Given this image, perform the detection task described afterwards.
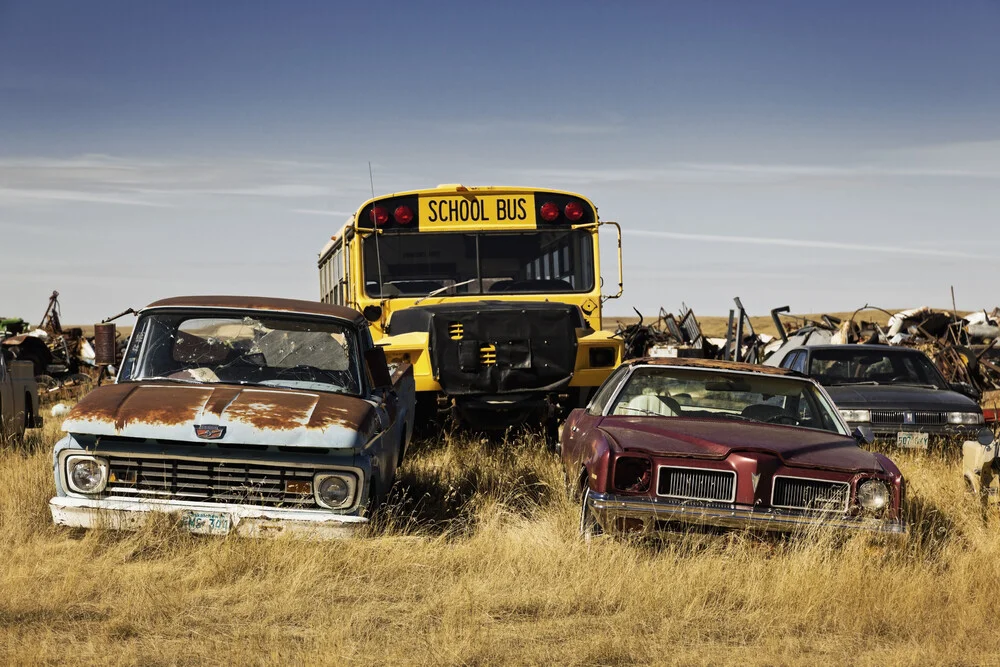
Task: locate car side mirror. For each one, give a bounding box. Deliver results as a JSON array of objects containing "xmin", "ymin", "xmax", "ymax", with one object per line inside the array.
[
  {"xmin": 93, "ymin": 323, "xmax": 117, "ymax": 366},
  {"xmin": 365, "ymin": 346, "xmax": 392, "ymax": 390},
  {"xmin": 950, "ymin": 382, "xmax": 982, "ymax": 400},
  {"xmin": 852, "ymin": 425, "xmax": 874, "ymax": 445}
]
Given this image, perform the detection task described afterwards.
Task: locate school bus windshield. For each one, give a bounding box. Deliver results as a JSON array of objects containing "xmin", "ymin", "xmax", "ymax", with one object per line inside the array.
[{"xmin": 362, "ymin": 229, "xmax": 595, "ymax": 298}]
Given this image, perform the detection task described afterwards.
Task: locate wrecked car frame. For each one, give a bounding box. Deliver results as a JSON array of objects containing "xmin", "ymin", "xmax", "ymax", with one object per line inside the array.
[{"xmin": 49, "ymin": 295, "xmax": 415, "ymax": 538}]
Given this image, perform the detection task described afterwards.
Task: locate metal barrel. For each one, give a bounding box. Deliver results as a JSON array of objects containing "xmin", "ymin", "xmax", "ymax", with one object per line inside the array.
[{"xmin": 93, "ymin": 323, "xmax": 117, "ymax": 366}]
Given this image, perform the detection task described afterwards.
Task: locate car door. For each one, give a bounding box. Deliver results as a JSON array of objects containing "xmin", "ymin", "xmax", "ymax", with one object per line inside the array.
[{"xmin": 0, "ymin": 352, "xmax": 13, "ymax": 430}]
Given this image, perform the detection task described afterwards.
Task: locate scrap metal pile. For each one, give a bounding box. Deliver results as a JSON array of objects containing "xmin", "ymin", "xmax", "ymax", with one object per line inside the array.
[{"xmin": 1, "ymin": 291, "xmax": 98, "ymax": 395}]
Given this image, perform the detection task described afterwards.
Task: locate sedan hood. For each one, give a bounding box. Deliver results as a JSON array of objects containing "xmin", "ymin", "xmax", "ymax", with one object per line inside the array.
[
  {"xmin": 599, "ymin": 416, "xmax": 881, "ymax": 473},
  {"xmin": 63, "ymin": 382, "xmax": 375, "ymax": 449},
  {"xmin": 824, "ymin": 384, "xmax": 979, "ymax": 411}
]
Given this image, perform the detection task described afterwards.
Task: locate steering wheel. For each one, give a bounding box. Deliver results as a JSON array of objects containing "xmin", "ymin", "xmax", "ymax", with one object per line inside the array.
[
  {"xmin": 766, "ymin": 414, "xmax": 799, "ymax": 426},
  {"xmin": 275, "ymin": 365, "xmax": 354, "ymax": 388}
]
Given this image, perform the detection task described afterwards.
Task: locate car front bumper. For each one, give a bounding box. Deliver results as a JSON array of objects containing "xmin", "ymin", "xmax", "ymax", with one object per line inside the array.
[
  {"xmin": 50, "ymin": 495, "xmax": 367, "ymax": 539},
  {"xmin": 588, "ymin": 491, "xmax": 906, "ymax": 535}
]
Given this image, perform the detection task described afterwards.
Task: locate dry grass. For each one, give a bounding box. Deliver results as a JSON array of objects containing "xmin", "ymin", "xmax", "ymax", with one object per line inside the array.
[{"xmin": 3, "ymin": 418, "xmax": 1000, "ymax": 665}]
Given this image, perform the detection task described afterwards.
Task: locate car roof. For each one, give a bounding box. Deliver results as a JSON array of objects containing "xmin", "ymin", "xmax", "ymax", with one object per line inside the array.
[
  {"xmin": 144, "ymin": 295, "xmax": 366, "ymax": 324},
  {"xmin": 623, "ymin": 357, "xmax": 800, "ymax": 377}
]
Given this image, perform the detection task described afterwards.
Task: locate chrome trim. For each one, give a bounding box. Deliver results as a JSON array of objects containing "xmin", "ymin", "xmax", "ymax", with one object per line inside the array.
[
  {"xmin": 770, "ymin": 474, "xmax": 850, "ymax": 513},
  {"xmin": 655, "ymin": 465, "xmax": 737, "ymax": 503},
  {"xmin": 587, "ymin": 490, "xmax": 904, "ymax": 535}
]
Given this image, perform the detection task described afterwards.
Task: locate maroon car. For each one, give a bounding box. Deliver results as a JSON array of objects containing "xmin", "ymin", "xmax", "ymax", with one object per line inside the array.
[{"xmin": 561, "ymin": 358, "xmax": 905, "ymax": 536}]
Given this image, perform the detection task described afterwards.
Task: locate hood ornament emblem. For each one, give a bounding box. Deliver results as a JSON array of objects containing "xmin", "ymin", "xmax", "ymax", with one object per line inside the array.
[
  {"xmin": 751, "ymin": 473, "xmax": 761, "ymax": 492},
  {"xmin": 194, "ymin": 424, "xmax": 226, "ymax": 440}
]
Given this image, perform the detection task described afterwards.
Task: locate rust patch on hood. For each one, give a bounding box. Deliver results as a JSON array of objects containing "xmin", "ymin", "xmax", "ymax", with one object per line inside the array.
[{"xmin": 66, "ymin": 381, "xmax": 371, "ymax": 435}]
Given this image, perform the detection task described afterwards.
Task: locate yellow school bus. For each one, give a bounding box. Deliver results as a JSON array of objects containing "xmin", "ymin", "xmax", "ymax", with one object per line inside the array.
[{"xmin": 318, "ymin": 184, "xmax": 623, "ymax": 438}]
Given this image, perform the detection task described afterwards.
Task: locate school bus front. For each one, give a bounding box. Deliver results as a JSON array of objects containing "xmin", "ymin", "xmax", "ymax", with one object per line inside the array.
[{"xmin": 318, "ymin": 185, "xmax": 623, "ymax": 432}]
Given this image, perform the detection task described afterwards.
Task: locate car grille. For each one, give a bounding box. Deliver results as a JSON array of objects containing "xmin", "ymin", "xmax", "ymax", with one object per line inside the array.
[
  {"xmin": 869, "ymin": 410, "xmax": 946, "ymax": 426},
  {"xmin": 656, "ymin": 467, "xmax": 735, "ymax": 502},
  {"xmin": 104, "ymin": 455, "xmax": 320, "ymax": 508},
  {"xmin": 771, "ymin": 477, "xmax": 849, "ymax": 513}
]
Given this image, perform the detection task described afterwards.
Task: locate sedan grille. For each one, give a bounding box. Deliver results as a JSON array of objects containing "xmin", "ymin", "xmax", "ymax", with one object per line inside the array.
[
  {"xmin": 772, "ymin": 477, "xmax": 849, "ymax": 513},
  {"xmin": 656, "ymin": 467, "xmax": 736, "ymax": 502},
  {"xmin": 104, "ymin": 455, "xmax": 320, "ymax": 508},
  {"xmin": 870, "ymin": 410, "xmax": 946, "ymax": 426}
]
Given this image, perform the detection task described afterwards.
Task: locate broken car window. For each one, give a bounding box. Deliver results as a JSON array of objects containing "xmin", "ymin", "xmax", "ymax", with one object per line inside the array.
[{"xmin": 122, "ymin": 311, "xmax": 362, "ymax": 395}]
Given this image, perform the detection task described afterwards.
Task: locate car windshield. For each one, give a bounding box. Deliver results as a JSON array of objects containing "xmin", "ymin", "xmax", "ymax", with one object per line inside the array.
[
  {"xmin": 807, "ymin": 348, "xmax": 947, "ymax": 388},
  {"xmin": 607, "ymin": 366, "xmax": 848, "ymax": 435},
  {"xmin": 119, "ymin": 311, "xmax": 363, "ymax": 396},
  {"xmin": 362, "ymin": 229, "xmax": 595, "ymax": 297}
]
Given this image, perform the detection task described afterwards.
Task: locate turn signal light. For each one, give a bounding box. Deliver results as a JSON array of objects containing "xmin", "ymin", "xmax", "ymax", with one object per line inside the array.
[
  {"xmin": 539, "ymin": 201, "xmax": 560, "ymax": 222},
  {"xmin": 369, "ymin": 206, "xmax": 390, "ymax": 226},
  {"xmin": 393, "ymin": 205, "xmax": 414, "ymax": 225},
  {"xmin": 564, "ymin": 201, "xmax": 584, "ymax": 221}
]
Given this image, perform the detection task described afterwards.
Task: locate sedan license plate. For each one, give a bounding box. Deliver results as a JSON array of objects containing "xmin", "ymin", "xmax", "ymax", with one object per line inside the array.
[
  {"xmin": 180, "ymin": 511, "xmax": 231, "ymax": 535},
  {"xmin": 897, "ymin": 432, "xmax": 929, "ymax": 449}
]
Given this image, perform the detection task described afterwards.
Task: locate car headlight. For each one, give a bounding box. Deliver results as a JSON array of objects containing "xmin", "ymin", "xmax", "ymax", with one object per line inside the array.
[
  {"xmin": 856, "ymin": 479, "xmax": 890, "ymax": 511},
  {"xmin": 839, "ymin": 409, "xmax": 871, "ymax": 423},
  {"xmin": 66, "ymin": 455, "xmax": 109, "ymax": 494},
  {"xmin": 313, "ymin": 472, "xmax": 358, "ymax": 510},
  {"xmin": 947, "ymin": 412, "xmax": 984, "ymax": 425}
]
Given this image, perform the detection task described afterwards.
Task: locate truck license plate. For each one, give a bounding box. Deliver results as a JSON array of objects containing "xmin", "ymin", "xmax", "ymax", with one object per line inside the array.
[
  {"xmin": 180, "ymin": 511, "xmax": 231, "ymax": 535},
  {"xmin": 897, "ymin": 432, "xmax": 929, "ymax": 449}
]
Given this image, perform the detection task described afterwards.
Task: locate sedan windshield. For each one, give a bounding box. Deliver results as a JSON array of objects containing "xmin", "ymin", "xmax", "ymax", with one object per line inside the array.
[
  {"xmin": 807, "ymin": 348, "xmax": 947, "ymax": 389},
  {"xmin": 120, "ymin": 311, "xmax": 362, "ymax": 396},
  {"xmin": 607, "ymin": 366, "xmax": 847, "ymax": 435}
]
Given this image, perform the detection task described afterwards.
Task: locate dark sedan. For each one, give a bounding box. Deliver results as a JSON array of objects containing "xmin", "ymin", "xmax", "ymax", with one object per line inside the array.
[
  {"xmin": 560, "ymin": 358, "xmax": 905, "ymax": 537},
  {"xmin": 768, "ymin": 345, "xmax": 987, "ymax": 449}
]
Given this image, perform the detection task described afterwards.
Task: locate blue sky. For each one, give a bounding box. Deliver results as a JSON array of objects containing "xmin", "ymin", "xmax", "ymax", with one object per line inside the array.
[{"xmin": 2, "ymin": 1, "xmax": 999, "ymax": 323}]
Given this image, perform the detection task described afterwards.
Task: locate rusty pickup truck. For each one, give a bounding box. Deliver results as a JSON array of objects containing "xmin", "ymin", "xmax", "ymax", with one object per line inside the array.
[{"xmin": 49, "ymin": 296, "xmax": 415, "ymax": 538}]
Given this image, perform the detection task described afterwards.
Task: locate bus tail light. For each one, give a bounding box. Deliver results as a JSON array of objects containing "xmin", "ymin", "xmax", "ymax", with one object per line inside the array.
[
  {"xmin": 564, "ymin": 201, "xmax": 584, "ymax": 221},
  {"xmin": 370, "ymin": 206, "xmax": 390, "ymax": 226},
  {"xmin": 393, "ymin": 205, "xmax": 414, "ymax": 225},
  {"xmin": 539, "ymin": 201, "xmax": 560, "ymax": 222}
]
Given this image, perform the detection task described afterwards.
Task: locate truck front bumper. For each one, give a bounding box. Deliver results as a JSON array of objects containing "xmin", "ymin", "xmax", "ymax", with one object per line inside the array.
[
  {"xmin": 589, "ymin": 492, "xmax": 906, "ymax": 536},
  {"xmin": 50, "ymin": 495, "xmax": 367, "ymax": 539}
]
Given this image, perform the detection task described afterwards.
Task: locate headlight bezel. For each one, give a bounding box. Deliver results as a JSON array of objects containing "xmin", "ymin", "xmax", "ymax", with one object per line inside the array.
[
  {"xmin": 947, "ymin": 411, "xmax": 984, "ymax": 425},
  {"xmin": 839, "ymin": 409, "xmax": 871, "ymax": 423},
  {"xmin": 66, "ymin": 455, "xmax": 109, "ymax": 495},
  {"xmin": 856, "ymin": 479, "xmax": 890, "ymax": 512},
  {"xmin": 313, "ymin": 472, "xmax": 359, "ymax": 510}
]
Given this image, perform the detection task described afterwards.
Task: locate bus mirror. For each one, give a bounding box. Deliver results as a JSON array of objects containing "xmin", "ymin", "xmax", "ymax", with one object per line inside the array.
[
  {"xmin": 94, "ymin": 323, "xmax": 117, "ymax": 366},
  {"xmin": 363, "ymin": 305, "xmax": 383, "ymax": 323},
  {"xmin": 600, "ymin": 221, "xmax": 623, "ymax": 301}
]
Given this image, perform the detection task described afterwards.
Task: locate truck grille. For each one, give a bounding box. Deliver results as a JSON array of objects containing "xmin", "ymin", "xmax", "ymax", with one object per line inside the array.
[
  {"xmin": 104, "ymin": 455, "xmax": 320, "ymax": 508},
  {"xmin": 870, "ymin": 410, "xmax": 946, "ymax": 426},
  {"xmin": 772, "ymin": 477, "xmax": 849, "ymax": 513},
  {"xmin": 656, "ymin": 467, "xmax": 735, "ymax": 502}
]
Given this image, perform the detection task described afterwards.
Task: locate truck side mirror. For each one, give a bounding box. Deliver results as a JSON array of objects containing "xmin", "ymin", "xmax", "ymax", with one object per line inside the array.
[
  {"xmin": 365, "ymin": 346, "xmax": 392, "ymax": 390},
  {"xmin": 94, "ymin": 323, "xmax": 117, "ymax": 366},
  {"xmin": 363, "ymin": 305, "xmax": 383, "ymax": 323}
]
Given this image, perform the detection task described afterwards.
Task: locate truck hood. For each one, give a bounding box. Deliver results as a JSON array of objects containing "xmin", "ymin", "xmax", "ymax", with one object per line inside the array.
[
  {"xmin": 62, "ymin": 382, "xmax": 376, "ymax": 449},
  {"xmin": 599, "ymin": 416, "xmax": 881, "ymax": 474},
  {"xmin": 824, "ymin": 384, "xmax": 979, "ymax": 412}
]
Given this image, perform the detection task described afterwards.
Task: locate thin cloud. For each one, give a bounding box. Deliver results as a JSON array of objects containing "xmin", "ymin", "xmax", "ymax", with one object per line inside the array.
[{"xmin": 624, "ymin": 229, "xmax": 990, "ymax": 260}]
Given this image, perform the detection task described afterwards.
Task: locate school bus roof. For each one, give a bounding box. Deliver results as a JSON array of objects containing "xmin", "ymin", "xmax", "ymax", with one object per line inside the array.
[{"xmin": 356, "ymin": 185, "xmax": 598, "ymax": 210}]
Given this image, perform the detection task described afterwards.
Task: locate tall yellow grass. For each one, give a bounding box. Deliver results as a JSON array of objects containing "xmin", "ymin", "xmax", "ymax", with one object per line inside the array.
[{"xmin": 2, "ymin": 418, "xmax": 999, "ymax": 665}]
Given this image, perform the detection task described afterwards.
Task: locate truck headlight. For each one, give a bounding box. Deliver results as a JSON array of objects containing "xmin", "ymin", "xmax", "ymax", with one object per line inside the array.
[
  {"xmin": 313, "ymin": 472, "xmax": 358, "ymax": 510},
  {"xmin": 947, "ymin": 412, "xmax": 984, "ymax": 425},
  {"xmin": 589, "ymin": 347, "xmax": 616, "ymax": 368},
  {"xmin": 856, "ymin": 479, "xmax": 889, "ymax": 511},
  {"xmin": 66, "ymin": 455, "xmax": 109, "ymax": 494},
  {"xmin": 839, "ymin": 409, "xmax": 870, "ymax": 423}
]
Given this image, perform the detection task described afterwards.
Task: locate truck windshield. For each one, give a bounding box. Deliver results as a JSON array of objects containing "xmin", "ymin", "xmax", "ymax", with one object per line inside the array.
[
  {"xmin": 362, "ymin": 229, "xmax": 595, "ymax": 298},
  {"xmin": 120, "ymin": 311, "xmax": 363, "ymax": 396}
]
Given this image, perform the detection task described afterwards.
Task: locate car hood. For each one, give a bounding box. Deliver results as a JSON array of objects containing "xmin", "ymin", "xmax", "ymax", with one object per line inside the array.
[
  {"xmin": 824, "ymin": 384, "xmax": 979, "ymax": 411},
  {"xmin": 62, "ymin": 382, "xmax": 375, "ymax": 448},
  {"xmin": 598, "ymin": 416, "xmax": 881, "ymax": 473}
]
